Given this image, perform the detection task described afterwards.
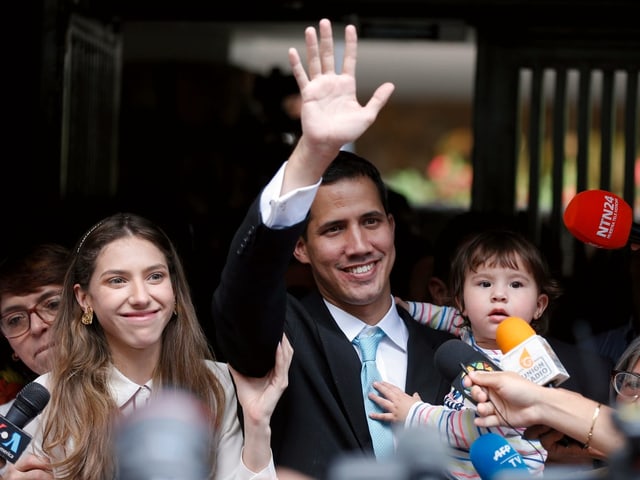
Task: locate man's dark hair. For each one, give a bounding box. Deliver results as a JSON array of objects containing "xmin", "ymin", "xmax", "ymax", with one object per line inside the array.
[
  {"xmin": 320, "ymin": 150, "xmax": 390, "ymax": 214},
  {"xmin": 300, "ymin": 150, "xmax": 391, "ymax": 241}
]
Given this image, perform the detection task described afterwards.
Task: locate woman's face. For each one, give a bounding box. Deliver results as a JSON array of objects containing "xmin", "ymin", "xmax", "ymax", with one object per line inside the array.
[
  {"xmin": 0, "ymin": 285, "xmax": 61, "ymax": 375},
  {"xmin": 615, "ymin": 357, "xmax": 640, "ymax": 404},
  {"xmin": 74, "ymin": 236, "xmax": 175, "ymax": 367}
]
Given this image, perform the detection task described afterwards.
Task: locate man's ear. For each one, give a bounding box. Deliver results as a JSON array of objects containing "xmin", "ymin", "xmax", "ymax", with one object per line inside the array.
[
  {"xmin": 293, "ymin": 238, "xmax": 310, "ymax": 265},
  {"xmin": 428, "ymin": 277, "xmax": 450, "ymax": 306}
]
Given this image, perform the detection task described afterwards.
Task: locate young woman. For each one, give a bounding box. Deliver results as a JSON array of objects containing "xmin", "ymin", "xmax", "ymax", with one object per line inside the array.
[{"xmin": 3, "ymin": 213, "xmax": 288, "ymax": 480}]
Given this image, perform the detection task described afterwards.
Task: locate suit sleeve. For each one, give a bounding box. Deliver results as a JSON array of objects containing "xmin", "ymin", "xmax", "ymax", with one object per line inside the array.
[{"xmin": 212, "ymin": 196, "xmax": 306, "ymax": 377}]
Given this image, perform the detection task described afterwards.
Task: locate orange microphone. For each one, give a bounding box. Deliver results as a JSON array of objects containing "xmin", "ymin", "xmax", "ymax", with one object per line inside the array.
[
  {"xmin": 563, "ymin": 189, "xmax": 640, "ymax": 249},
  {"xmin": 496, "ymin": 316, "xmax": 569, "ymax": 387}
]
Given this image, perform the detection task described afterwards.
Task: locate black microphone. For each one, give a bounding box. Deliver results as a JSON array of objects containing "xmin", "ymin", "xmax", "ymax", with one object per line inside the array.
[
  {"xmin": 434, "ymin": 339, "xmax": 501, "ymax": 403},
  {"xmin": 115, "ymin": 389, "xmax": 211, "ymax": 480},
  {"xmin": 0, "ymin": 381, "xmax": 50, "ymax": 463}
]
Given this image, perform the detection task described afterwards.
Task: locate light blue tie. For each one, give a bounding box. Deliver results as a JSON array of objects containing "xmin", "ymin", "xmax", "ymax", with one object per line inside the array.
[{"xmin": 353, "ymin": 327, "xmax": 394, "ymax": 459}]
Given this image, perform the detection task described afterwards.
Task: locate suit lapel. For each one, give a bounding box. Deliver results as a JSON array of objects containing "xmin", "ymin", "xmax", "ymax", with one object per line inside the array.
[
  {"xmin": 402, "ymin": 309, "xmax": 447, "ymax": 403},
  {"xmin": 304, "ymin": 293, "xmax": 373, "ymax": 450}
]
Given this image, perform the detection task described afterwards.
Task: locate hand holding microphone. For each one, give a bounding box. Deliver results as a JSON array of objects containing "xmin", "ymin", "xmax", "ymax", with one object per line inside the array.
[
  {"xmin": 563, "ymin": 189, "xmax": 640, "ymax": 249},
  {"xmin": 462, "ymin": 370, "xmax": 546, "ymax": 430},
  {"xmin": 462, "ymin": 369, "xmax": 626, "ymax": 458}
]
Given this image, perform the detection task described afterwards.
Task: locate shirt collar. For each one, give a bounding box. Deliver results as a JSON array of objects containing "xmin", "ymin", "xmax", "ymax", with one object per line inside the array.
[
  {"xmin": 325, "ymin": 295, "xmax": 408, "ymax": 352},
  {"xmin": 110, "ymin": 366, "xmax": 153, "ymax": 411}
]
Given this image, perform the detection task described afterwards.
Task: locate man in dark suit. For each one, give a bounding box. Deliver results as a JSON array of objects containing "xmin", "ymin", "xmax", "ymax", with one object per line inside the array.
[{"xmin": 212, "ymin": 19, "xmax": 454, "ymax": 480}]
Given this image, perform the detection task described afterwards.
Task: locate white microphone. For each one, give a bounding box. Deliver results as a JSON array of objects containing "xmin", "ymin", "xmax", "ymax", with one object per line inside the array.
[{"xmin": 496, "ymin": 317, "xmax": 569, "ymax": 387}]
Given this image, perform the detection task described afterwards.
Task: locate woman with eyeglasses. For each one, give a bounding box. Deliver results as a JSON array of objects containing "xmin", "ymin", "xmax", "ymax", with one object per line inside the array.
[
  {"xmin": 0, "ymin": 243, "xmax": 71, "ymax": 407},
  {"xmin": 611, "ymin": 336, "xmax": 640, "ymax": 404}
]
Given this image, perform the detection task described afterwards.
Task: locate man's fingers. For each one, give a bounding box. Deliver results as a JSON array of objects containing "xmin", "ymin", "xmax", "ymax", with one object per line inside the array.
[
  {"xmin": 365, "ymin": 83, "xmax": 395, "ymax": 115},
  {"xmin": 318, "ymin": 18, "xmax": 335, "ymax": 74},
  {"xmin": 304, "ymin": 25, "xmax": 321, "ymax": 79},
  {"xmin": 289, "ymin": 48, "xmax": 309, "ymax": 90},
  {"xmin": 340, "ymin": 24, "xmax": 358, "ymax": 77}
]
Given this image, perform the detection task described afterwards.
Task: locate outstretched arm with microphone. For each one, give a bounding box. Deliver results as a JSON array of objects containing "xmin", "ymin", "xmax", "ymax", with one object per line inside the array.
[{"xmin": 463, "ymin": 370, "xmax": 623, "ymax": 457}]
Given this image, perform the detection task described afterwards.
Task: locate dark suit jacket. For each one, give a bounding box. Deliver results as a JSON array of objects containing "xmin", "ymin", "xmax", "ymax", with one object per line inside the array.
[
  {"xmin": 547, "ymin": 336, "xmax": 613, "ymax": 405},
  {"xmin": 212, "ymin": 197, "xmax": 455, "ymax": 479}
]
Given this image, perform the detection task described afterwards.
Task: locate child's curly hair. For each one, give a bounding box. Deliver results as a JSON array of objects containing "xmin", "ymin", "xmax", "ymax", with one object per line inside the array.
[{"xmin": 448, "ymin": 228, "xmax": 562, "ymax": 335}]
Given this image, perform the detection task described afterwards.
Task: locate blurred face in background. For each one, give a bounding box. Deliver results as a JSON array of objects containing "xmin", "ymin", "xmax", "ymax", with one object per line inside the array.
[{"xmin": 613, "ymin": 357, "xmax": 640, "ymax": 404}]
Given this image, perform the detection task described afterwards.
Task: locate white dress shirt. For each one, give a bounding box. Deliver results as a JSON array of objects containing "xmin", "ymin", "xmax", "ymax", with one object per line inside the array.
[{"xmin": 326, "ymin": 299, "xmax": 409, "ymax": 389}]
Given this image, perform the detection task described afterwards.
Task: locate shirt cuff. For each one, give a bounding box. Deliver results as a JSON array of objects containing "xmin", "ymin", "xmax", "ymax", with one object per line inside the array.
[
  {"xmin": 260, "ymin": 161, "xmax": 320, "ymax": 228},
  {"xmin": 237, "ymin": 448, "xmax": 277, "ymax": 480}
]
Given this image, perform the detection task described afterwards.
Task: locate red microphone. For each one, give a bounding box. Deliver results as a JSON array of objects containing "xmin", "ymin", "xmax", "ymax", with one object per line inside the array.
[{"xmin": 563, "ymin": 189, "xmax": 640, "ymax": 249}]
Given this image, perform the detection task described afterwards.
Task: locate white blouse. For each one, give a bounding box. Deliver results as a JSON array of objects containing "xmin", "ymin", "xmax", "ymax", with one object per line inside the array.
[{"xmin": 1, "ymin": 361, "xmax": 276, "ymax": 480}]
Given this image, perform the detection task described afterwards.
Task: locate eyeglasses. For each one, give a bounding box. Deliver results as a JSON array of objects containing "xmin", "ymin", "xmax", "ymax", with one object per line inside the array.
[
  {"xmin": 0, "ymin": 293, "xmax": 61, "ymax": 339},
  {"xmin": 612, "ymin": 370, "xmax": 640, "ymax": 401}
]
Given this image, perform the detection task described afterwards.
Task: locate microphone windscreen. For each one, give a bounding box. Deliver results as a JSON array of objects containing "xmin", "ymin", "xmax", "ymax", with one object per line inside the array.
[
  {"xmin": 563, "ymin": 189, "xmax": 632, "ymax": 249},
  {"xmin": 395, "ymin": 426, "xmax": 450, "ymax": 478},
  {"xmin": 115, "ymin": 389, "xmax": 211, "ymax": 480},
  {"xmin": 328, "ymin": 427, "xmax": 451, "ymax": 480},
  {"xmin": 495, "ymin": 317, "xmax": 535, "ymax": 354},
  {"xmin": 434, "ymin": 339, "xmax": 500, "ymax": 384},
  {"xmin": 6, "ymin": 381, "xmax": 50, "ymax": 428},
  {"xmin": 469, "ymin": 433, "xmax": 529, "ymax": 479}
]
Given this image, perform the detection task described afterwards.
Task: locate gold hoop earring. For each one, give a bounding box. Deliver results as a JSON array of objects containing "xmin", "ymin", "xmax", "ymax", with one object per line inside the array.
[
  {"xmin": 11, "ymin": 352, "xmax": 19, "ymax": 362},
  {"xmin": 81, "ymin": 306, "xmax": 94, "ymax": 325}
]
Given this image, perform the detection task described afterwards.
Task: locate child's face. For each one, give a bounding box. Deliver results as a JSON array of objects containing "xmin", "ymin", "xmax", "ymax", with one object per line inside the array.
[{"xmin": 461, "ymin": 255, "xmax": 548, "ymax": 349}]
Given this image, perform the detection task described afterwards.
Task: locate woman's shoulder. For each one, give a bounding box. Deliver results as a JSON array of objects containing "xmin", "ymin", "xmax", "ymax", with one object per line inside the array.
[{"xmin": 204, "ymin": 360, "xmax": 233, "ymax": 389}]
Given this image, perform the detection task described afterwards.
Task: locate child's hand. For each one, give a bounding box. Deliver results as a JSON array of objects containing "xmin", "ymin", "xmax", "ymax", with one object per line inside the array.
[
  {"xmin": 394, "ymin": 296, "xmax": 411, "ymax": 312},
  {"xmin": 368, "ymin": 381, "xmax": 422, "ymax": 424}
]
